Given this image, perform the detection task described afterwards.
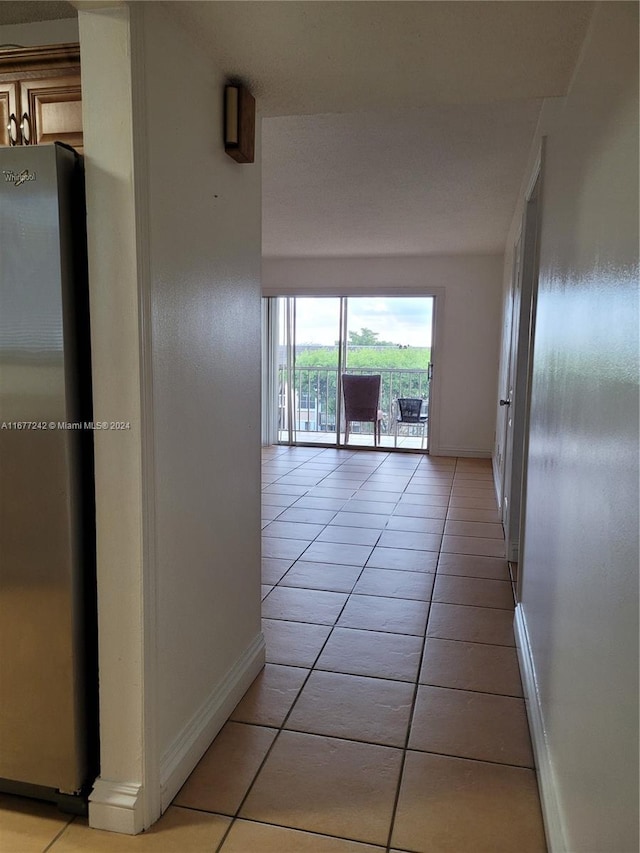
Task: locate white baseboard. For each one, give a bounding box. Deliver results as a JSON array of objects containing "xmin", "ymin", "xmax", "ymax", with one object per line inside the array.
[
  {"xmin": 430, "ymin": 447, "xmax": 492, "ymax": 458},
  {"xmin": 89, "ymin": 780, "xmax": 145, "ymax": 835},
  {"xmin": 88, "ymin": 633, "xmax": 265, "ymax": 836},
  {"xmin": 159, "ymin": 631, "xmax": 266, "ymax": 812},
  {"xmin": 514, "ymin": 605, "xmax": 567, "ymax": 853}
]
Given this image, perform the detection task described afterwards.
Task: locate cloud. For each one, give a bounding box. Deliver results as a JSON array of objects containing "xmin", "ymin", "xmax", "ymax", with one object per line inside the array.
[{"xmin": 288, "ymin": 296, "xmax": 433, "ymax": 347}]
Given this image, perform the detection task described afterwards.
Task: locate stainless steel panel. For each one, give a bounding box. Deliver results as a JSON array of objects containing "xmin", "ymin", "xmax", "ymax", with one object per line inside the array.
[{"xmin": 0, "ymin": 144, "xmax": 90, "ymax": 793}]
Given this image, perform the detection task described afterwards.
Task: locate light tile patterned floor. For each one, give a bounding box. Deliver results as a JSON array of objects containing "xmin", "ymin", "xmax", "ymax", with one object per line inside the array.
[{"xmin": 1, "ymin": 447, "xmax": 547, "ymax": 852}]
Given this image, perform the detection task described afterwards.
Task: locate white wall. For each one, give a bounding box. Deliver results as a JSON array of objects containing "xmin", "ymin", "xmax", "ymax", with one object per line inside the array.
[
  {"xmin": 505, "ymin": 3, "xmax": 639, "ymax": 851},
  {"xmin": 263, "ymin": 254, "xmax": 504, "ymax": 456},
  {"xmin": 0, "ymin": 18, "xmax": 79, "ymax": 46},
  {"xmin": 141, "ymin": 3, "xmax": 263, "ymax": 808},
  {"xmin": 79, "ymin": 2, "xmax": 263, "ymax": 833}
]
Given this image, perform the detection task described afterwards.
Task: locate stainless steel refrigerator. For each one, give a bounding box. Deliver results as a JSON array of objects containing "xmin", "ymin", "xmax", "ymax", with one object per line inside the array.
[{"xmin": 0, "ymin": 143, "xmax": 98, "ymax": 811}]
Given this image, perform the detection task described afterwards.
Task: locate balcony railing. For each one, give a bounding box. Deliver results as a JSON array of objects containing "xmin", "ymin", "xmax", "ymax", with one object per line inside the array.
[{"xmin": 278, "ymin": 366, "xmax": 430, "ymax": 441}]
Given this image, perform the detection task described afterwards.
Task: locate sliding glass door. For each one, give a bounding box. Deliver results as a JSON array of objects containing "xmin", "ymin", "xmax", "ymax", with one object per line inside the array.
[
  {"xmin": 276, "ymin": 297, "xmax": 342, "ymax": 445},
  {"xmin": 269, "ymin": 295, "xmax": 434, "ymax": 450}
]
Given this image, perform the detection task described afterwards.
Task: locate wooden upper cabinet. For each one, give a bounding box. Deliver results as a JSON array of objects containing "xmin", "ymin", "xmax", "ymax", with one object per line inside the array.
[
  {"xmin": 20, "ymin": 75, "xmax": 82, "ymax": 149},
  {"xmin": 0, "ymin": 82, "xmax": 18, "ymax": 146},
  {"xmin": 0, "ymin": 43, "xmax": 82, "ymax": 150}
]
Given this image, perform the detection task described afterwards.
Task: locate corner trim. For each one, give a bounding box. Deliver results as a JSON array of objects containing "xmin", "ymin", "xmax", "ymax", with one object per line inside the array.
[
  {"xmin": 89, "ymin": 780, "xmax": 144, "ymax": 835},
  {"xmin": 514, "ymin": 604, "xmax": 567, "ymax": 853},
  {"xmin": 126, "ymin": 2, "xmax": 161, "ymax": 832},
  {"xmin": 159, "ymin": 632, "xmax": 266, "ymax": 811}
]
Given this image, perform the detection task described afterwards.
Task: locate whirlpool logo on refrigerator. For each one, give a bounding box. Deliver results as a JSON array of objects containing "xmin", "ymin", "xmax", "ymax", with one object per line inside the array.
[{"xmin": 3, "ymin": 169, "xmax": 37, "ymax": 187}]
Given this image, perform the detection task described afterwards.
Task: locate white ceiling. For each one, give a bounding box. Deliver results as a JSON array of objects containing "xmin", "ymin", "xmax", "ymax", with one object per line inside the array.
[
  {"xmin": 2, "ymin": 1, "xmax": 595, "ymax": 258},
  {"xmin": 166, "ymin": 1, "xmax": 593, "ymax": 258},
  {"xmin": 262, "ymin": 101, "xmax": 543, "ymax": 257},
  {"xmin": 167, "ymin": 1, "xmax": 593, "ymax": 117},
  {"xmin": 0, "ymin": 2, "xmax": 76, "ymax": 26}
]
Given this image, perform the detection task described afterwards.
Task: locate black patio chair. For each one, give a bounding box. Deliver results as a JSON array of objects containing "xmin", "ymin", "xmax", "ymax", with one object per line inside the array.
[{"xmin": 394, "ymin": 397, "xmax": 428, "ymax": 448}]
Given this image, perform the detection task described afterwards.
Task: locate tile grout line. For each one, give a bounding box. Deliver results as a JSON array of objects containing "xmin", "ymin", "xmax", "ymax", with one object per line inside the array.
[
  {"xmin": 214, "ymin": 812, "xmax": 393, "ymax": 849},
  {"xmin": 256, "ymin": 449, "xmax": 508, "ymax": 851},
  {"xmin": 251, "ymin": 448, "xmax": 424, "ymax": 850},
  {"xmin": 262, "ymin": 616, "xmax": 516, "ymax": 648},
  {"xmin": 226, "ymin": 719, "xmax": 534, "ymax": 771},
  {"xmin": 383, "ymin": 456, "xmax": 456, "ymax": 852},
  {"xmin": 217, "ymin": 525, "xmax": 376, "ymax": 853},
  {"xmin": 217, "ymin": 455, "xmax": 348, "ymax": 851},
  {"xmin": 263, "ymin": 452, "xmax": 397, "ymax": 617},
  {"xmin": 41, "ymin": 814, "xmax": 77, "ymax": 853}
]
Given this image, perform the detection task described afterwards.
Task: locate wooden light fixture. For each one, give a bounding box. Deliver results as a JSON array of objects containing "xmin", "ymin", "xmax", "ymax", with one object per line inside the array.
[{"xmin": 224, "ymin": 84, "xmax": 255, "ymax": 164}]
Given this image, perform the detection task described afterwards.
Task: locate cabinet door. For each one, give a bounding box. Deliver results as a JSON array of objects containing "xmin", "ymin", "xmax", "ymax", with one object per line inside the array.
[
  {"xmin": 0, "ymin": 82, "xmax": 19, "ymax": 146},
  {"xmin": 20, "ymin": 73, "xmax": 82, "ymax": 150}
]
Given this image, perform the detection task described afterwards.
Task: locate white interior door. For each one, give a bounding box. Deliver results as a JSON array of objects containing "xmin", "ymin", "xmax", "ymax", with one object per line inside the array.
[
  {"xmin": 501, "ymin": 163, "xmax": 543, "ymax": 566},
  {"xmin": 501, "ymin": 236, "xmax": 522, "ymax": 539}
]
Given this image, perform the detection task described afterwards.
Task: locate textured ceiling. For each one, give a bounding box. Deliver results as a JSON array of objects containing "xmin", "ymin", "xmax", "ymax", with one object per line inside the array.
[
  {"xmin": 1, "ymin": 1, "xmax": 595, "ymax": 258},
  {"xmin": 262, "ymin": 101, "xmax": 543, "ymax": 257},
  {"xmin": 167, "ymin": 1, "xmax": 593, "ymax": 117},
  {"xmin": 166, "ymin": 0, "xmax": 592, "ymax": 257},
  {"xmin": 0, "ymin": 2, "xmax": 76, "ymax": 26}
]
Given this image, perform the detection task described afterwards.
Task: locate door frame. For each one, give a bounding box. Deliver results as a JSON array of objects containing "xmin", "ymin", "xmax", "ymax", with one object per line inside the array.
[
  {"xmin": 500, "ymin": 230, "xmax": 523, "ymax": 543},
  {"xmin": 264, "ymin": 292, "xmax": 440, "ymax": 452},
  {"xmin": 501, "ymin": 141, "xmax": 545, "ymax": 569}
]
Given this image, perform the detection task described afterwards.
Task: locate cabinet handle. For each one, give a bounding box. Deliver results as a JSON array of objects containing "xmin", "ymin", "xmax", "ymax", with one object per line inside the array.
[
  {"xmin": 7, "ymin": 113, "xmax": 18, "ymax": 145},
  {"xmin": 20, "ymin": 113, "xmax": 31, "ymax": 145}
]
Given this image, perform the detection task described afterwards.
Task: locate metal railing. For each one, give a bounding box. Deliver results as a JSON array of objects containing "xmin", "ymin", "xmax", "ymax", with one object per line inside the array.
[{"xmin": 278, "ymin": 366, "xmax": 430, "ymax": 439}]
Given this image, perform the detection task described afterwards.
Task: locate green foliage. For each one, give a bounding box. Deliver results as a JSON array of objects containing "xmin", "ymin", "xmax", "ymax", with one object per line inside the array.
[
  {"xmin": 296, "ymin": 346, "xmax": 430, "ymax": 370},
  {"xmin": 287, "ymin": 345, "xmax": 431, "ymax": 432},
  {"xmin": 347, "ymin": 328, "xmax": 396, "ymax": 346}
]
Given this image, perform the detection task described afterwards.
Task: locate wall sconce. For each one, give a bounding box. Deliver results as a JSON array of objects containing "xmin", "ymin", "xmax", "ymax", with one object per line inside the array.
[{"xmin": 224, "ymin": 84, "xmax": 255, "ymax": 164}]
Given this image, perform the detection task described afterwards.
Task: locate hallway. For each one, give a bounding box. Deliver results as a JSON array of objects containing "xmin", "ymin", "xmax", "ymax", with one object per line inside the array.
[{"xmin": 1, "ymin": 447, "xmax": 546, "ymax": 851}]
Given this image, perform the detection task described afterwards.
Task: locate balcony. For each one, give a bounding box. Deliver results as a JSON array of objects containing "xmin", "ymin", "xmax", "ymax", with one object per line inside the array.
[{"xmin": 278, "ymin": 366, "xmax": 430, "ymax": 450}]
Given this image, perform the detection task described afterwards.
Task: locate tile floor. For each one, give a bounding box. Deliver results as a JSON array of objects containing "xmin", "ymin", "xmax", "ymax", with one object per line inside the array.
[{"xmin": 0, "ymin": 447, "xmax": 546, "ymax": 852}]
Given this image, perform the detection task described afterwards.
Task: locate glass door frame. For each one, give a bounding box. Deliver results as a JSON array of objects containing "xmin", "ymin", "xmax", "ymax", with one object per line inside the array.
[{"xmin": 268, "ymin": 294, "xmax": 435, "ymax": 453}]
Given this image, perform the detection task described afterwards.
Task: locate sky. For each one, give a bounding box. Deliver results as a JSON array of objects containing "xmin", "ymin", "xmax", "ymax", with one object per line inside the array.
[{"xmin": 289, "ymin": 297, "xmax": 433, "ymax": 347}]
